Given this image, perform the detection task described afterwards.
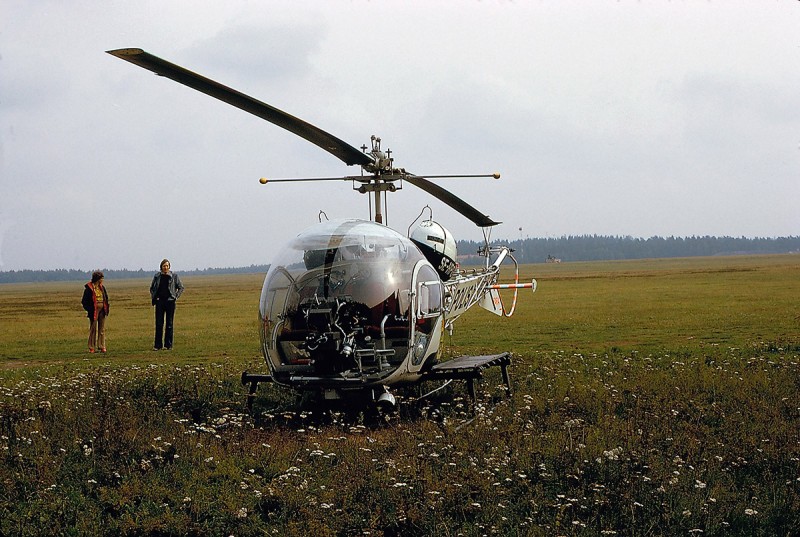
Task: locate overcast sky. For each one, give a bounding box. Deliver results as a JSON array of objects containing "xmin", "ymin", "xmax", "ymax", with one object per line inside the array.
[{"xmin": 1, "ymin": 1, "xmax": 798, "ymax": 272}]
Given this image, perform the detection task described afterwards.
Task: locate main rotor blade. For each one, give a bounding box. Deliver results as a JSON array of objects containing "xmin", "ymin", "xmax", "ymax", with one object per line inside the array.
[
  {"xmin": 106, "ymin": 48, "xmax": 374, "ymax": 167},
  {"xmin": 405, "ymin": 174, "xmax": 500, "ymax": 227}
]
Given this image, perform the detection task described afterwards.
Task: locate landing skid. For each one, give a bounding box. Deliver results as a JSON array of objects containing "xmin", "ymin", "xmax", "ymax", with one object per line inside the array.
[{"xmin": 241, "ymin": 351, "xmax": 512, "ymax": 413}]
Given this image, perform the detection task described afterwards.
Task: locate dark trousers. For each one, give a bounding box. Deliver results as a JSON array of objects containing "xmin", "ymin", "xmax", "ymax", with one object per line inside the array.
[
  {"xmin": 88, "ymin": 309, "xmax": 107, "ymax": 351},
  {"xmin": 154, "ymin": 299, "xmax": 176, "ymax": 349}
]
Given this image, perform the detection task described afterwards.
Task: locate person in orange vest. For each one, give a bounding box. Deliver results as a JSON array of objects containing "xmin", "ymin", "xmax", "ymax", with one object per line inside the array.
[{"xmin": 81, "ymin": 270, "xmax": 110, "ymax": 353}]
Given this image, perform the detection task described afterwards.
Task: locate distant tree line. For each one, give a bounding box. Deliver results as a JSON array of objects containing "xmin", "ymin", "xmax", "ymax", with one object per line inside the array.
[
  {"xmin": 2, "ymin": 235, "xmax": 798, "ymax": 283},
  {"xmin": 456, "ymin": 235, "xmax": 800, "ymax": 265},
  {"xmin": 0, "ymin": 264, "xmax": 271, "ymax": 284}
]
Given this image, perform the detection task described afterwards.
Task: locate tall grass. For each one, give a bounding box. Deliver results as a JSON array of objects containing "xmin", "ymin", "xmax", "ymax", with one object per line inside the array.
[{"xmin": 1, "ymin": 255, "xmax": 798, "ymax": 535}]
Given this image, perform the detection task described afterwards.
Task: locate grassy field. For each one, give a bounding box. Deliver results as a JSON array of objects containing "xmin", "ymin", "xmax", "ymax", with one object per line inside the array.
[{"xmin": 1, "ymin": 255, "xmax": 798, "ymax": 535}]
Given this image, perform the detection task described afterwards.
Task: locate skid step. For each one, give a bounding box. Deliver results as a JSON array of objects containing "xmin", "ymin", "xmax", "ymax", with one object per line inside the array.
[
  {"xmin": 241, "ymin": 371, "xmax": 273, "ymax": 411},
  {"xmin": 423, "ymin": 352, "xmax": 511, "ymax": 402}
]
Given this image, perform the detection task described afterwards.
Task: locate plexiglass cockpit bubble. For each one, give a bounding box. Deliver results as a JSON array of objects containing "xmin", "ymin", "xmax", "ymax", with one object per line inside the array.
[{"xmin": 259, "ymin": 219, "xmax": 434, "ymax": 380}]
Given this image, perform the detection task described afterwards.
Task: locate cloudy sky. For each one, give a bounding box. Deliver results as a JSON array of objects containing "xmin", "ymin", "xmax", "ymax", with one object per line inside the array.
[{"xmin": 1, "ymin": 1, "xmax": 798, "ymax": 272}]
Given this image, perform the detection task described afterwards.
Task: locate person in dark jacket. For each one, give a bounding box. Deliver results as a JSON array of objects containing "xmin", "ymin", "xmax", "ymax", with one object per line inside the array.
[
  {"xmin": 149, "ymin": 258, "xmax": 184, "ymax": 350},
  {"xmin": 81, "ymin": 270, "xmax": 109, "ymax": 353}
]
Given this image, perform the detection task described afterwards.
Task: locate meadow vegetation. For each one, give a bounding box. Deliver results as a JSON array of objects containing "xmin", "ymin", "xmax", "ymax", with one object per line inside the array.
[{"xmin": 1, "ymin": 255, "xmax": 798, "ymax": 536}]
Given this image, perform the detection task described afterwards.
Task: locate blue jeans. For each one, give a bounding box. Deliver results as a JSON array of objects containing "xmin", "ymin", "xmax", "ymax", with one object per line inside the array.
[{"xmin": 154, "ymin": 299, "xmax": 176, "ymax": 349}]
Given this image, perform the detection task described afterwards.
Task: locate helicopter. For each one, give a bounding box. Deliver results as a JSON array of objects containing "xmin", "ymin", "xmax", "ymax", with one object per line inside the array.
[{"xmin": 107, "ymin": 48, "xmax": 536, "ymax": 411}]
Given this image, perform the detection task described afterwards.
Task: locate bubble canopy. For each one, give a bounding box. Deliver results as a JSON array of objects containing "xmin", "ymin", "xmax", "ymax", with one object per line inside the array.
[
  {"xmin": 261, "ymin": 218, "xmax": 426, "ymax": 304},
  {"xmin": 259, "ymin": 219, "xmax": 439, "ymax": 374}
]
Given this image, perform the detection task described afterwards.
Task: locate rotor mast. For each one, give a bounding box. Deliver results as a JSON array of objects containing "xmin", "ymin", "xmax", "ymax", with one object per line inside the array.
[
  {"xmin": 358, "ymin": 136, "xmax": 395, "ymax": 224},
  {"xmin": 373, "ymin": 179, "xmax": 384, "ymax": 224}
]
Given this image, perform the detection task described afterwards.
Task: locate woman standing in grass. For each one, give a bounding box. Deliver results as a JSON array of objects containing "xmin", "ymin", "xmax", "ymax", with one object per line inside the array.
[
  {"xmin": 150, "ymin": 258, "xmax": 184, "ymax": 350},
  {"xmin": 81, "ymin": 270, "xmax": 109, "ymax": 353}
]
